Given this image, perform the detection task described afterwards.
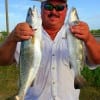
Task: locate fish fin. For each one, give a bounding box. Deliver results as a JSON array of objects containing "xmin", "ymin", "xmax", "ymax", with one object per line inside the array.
[
  {"xmin": 15, "ymin": 96, "xmax": 19, "ymax": 100},
  {"xmin": 74, "ymin": 75, "xmax": 86, "ymax": 89},
  {"xmin": 15, "ymin": 95, "xmax": 24, "ymax": 100}
]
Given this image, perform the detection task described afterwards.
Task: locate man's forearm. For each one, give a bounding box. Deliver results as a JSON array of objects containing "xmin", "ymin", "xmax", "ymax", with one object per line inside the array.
[
  {"xmin": 0, "ymin": 33, "xmax": 17, "ymax": 66},
  {"xmin": 85, "ymin": 34, "xmax": 100, "ymax": 64}
]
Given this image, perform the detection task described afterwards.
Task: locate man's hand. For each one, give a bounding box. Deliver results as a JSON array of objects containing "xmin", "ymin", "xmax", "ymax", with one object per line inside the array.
[
  {"xmin": 70, "ymin": 21, "xmax": 91, "ymax": 43},
  {"xmin": 10, "ymin": 22, "xmax": 35, "ymax": 42}
]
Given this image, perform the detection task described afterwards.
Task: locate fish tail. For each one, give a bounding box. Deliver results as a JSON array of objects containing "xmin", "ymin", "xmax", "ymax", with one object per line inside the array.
[
  {"xmin": 15, "ymin": 96, "xmax": 19, "ymax": 100},
  {"xmin": 15, "ymin": 95, "xmax": 24, "ymax": 100},
  {"xmin": 74, "ymin": 75, "xmax": 86, "ymax": 89}
]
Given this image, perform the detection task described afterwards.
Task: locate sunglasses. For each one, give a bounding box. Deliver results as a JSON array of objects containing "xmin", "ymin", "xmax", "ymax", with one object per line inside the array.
[{"xmin": 43, "ymin": 3, "xmax": 67, "ymax": 11}]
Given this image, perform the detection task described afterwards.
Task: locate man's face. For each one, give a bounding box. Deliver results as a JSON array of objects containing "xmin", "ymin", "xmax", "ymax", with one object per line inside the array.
[{"xmin": 41, "ymin": 1, "xmax": 67, "ymax": 28}]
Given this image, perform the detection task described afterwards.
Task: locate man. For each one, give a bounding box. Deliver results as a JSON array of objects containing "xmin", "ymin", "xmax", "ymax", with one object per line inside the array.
[{"xmin": 0, "ymin": 0, "xmax": 100, "ymax": 99}]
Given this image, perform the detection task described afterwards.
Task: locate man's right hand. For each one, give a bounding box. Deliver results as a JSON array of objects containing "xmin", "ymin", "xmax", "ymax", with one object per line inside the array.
[{"xmin": 10, "ymin": 22, "xmax": 35, "ymax": 42}]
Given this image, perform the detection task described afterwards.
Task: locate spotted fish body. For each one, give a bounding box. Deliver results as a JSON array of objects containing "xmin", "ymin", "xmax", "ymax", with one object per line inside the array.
[
  {"xmin": 15, "ymin": 6, "xmax": 42, "ymax": 100},
  {"xmin": 66, "ymin": 7, "xmax": 85, "ymax": 89}
]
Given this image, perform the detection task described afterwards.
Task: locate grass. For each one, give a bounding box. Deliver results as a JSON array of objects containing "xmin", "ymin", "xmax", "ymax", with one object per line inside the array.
[
  {"xmin": 80, "ymin": 86, "xmax": 100, "ymax": 100},
  {"xmin": 0, "ymin": 64, "xmax": 100, "ymax": 100},
  {"xmin": 0, "ymin": 64, "xmax": 19, "ymax": 100}
]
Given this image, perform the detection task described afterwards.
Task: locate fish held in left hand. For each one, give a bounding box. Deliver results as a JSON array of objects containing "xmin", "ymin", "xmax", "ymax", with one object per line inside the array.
[{"xmin": 66, "ymin": 7, "xmax": 86, "ymax": 89}]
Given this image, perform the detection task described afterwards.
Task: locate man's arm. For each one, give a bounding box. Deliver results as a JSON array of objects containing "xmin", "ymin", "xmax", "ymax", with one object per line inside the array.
[
  {"xmin": 0, "ymin": 23, "xmax": 34, "ymax": 66},
  {"xmin": 0, "ymin": 33, "xmax": 17, "ymax": 65},
  {"xmin": 85, "ymin": 35, "xmax": 100, "ymax": 64}
]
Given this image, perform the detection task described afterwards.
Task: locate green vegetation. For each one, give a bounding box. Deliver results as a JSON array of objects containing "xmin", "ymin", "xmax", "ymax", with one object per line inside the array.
[
  {"xmin": 91, "ymin": 29, "xmax": 100, "ymax": 37},
  {"xmin": 80, "ymin": 86, "xmax": 100, "ymax": 100},
  {"xmin": 0, "ymin": 31, "xmax": 8, "ymax": 38},
  {"xmin": 0, "ymin": 31, "xmax": 8, "ymax": 42},
  {"xmin": 1, "ymin": 31, "xmax": 8, "ymax": 37},
  {"xmin": 80, "ymin": 66, "xmax": 100, "ymax": 100},
  {"xmin": 0, "ymin": 64, "xmax": 19, "ymax": 100},
  {"xmin": 91, "ymin": 29, "xmax": 100, "ymax": 35},
  {"xmin": 82, "ymin": 66, "xmax": 100, "ymax": 87}
]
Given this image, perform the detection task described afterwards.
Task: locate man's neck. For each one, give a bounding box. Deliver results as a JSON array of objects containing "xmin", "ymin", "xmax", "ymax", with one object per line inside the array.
[{"xmin": 43, "ymin": 25, "xmax": 62, "ymax": 40}]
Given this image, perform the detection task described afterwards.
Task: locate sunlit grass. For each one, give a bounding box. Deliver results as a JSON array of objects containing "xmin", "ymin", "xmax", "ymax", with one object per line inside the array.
[{"xmin": 0, "ymin": 64, "xmax": 19, "ymax": 100}]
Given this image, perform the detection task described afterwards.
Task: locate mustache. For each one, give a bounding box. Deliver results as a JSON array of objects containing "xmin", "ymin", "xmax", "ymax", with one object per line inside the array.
[{"xmin": 48, "ymin": 13, "xmax": 60, "ymax": 18}]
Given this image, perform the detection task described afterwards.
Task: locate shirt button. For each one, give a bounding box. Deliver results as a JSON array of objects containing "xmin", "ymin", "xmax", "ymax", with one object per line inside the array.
[
  {"xmin": 52, "ymin": 67, "xmax": 55, "ymax": 70},
  {"xmin": 52, "ymin": 81, "xmax": 55, "ymax": 84},
  {"xmin": 52, "ymin": 54, "xmax": 55, "ymax": 56},
  {"xmin": 53, "ymin": 96, "xmax": 56, "ymax": 100}
]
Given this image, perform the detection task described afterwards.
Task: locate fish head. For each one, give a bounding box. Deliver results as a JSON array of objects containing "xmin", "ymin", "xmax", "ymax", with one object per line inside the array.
[
  {"xmin": 67, "ymin": 7, "xmax": 79, "ymax": 26},
  {"xmin": 26, "ymin": 5, "xmax": 41, "ymax": 29}
]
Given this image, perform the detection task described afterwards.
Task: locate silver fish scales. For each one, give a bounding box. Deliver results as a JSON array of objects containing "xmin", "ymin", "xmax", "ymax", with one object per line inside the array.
[
  {"xmin": 66, "ymin": 7, "xmax": 86, "ymax": 89},
  {"xmin": 15, "ymin": 6, "xmax": 42, "ymax": 100}
]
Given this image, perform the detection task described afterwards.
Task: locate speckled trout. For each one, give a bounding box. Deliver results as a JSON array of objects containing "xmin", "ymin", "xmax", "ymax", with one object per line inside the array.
[
  {"xmin": 15, "ymin": 6, "xmax": 42, "ymax": 100},
  {"xmin": 66, "ymin": 7, "xmax": 85, "ymax": 89}
]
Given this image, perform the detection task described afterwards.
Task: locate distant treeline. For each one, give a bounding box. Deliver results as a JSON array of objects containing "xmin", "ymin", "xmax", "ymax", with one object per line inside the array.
[
  {"xmin": 90, "ymin": 29, "xmax": 100, "ymax": 35},
  {"xmin": 1, "ymin": 29, "xmax": 100, "ymax": 36},
  {"xmin": 0, "ymin": 31, "xmax": 8, "ymax": 36}
]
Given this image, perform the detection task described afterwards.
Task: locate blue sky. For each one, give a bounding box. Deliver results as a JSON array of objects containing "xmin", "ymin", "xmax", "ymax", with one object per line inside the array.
[{"xmin": 0, "ymin": 0, "xmax": 100, "ymax": 32}]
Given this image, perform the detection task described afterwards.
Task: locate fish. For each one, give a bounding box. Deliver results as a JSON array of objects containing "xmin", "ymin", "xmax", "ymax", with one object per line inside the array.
[
  {"xmin": 66, "ymin": 7, "xmax": 86, "ymax": 89},
  {"xmin": 15, "ymin": 5, "xmax": 42, "ymax": 100}
]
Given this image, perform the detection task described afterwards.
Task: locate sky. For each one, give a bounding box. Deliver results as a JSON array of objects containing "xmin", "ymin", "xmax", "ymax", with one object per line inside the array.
[{"xmin": 0, "ymin": 0, "xmax": 100, "ymax": 32}]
